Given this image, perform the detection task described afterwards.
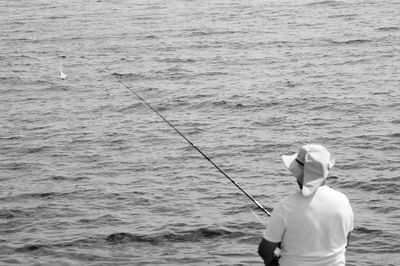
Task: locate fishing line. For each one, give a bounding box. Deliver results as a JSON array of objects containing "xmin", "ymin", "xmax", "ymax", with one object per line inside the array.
[
  {"xmin": 117, "ymin": 79, "xmax": 271, "ymax": 217},
  {"xmin": 248, "ymin": 207, "xmax": 267, "ymax": 225}
]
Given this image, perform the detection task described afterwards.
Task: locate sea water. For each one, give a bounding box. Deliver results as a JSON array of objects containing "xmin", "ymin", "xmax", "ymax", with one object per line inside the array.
[{"xmin": 0, "ymin": 0, "xmax": 399, "ymax": 265}]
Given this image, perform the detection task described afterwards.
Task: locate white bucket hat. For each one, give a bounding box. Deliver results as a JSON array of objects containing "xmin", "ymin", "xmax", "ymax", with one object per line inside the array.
[{"xmin": 282, "ymin": 144, "xmax": 335, "ymax": 197}]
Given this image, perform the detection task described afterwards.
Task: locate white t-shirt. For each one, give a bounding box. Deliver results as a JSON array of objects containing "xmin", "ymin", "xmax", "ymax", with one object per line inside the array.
[{"xmin": 263, "ymin": 185, "xmax": 354, "ymax": 266}]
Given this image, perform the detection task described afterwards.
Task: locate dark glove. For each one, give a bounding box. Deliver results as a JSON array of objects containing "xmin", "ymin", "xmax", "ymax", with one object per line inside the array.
[{"xmin": 266, "ymin": 254, "xmax": 280, "ymax": 266}]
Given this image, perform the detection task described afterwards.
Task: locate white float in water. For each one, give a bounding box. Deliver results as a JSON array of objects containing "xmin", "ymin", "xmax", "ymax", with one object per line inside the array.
[{"xmin": 59, "ymin": 67, "xmax": 67, "ymax": 80}]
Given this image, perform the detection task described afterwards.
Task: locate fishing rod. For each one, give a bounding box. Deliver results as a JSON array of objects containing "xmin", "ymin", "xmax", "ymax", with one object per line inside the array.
[{"xmin": 117, "ymin": 80, "xmax": 271, "ymax": 217}]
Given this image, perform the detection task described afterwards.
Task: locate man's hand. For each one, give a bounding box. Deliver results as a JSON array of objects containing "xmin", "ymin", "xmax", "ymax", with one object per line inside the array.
[
  {"xmin": 267, "ymin": 253, "xmax": 280, "ymax": 266},
  {"xmin": 258, "ymin": 238, "xmax": 280, "ymax": 266}
]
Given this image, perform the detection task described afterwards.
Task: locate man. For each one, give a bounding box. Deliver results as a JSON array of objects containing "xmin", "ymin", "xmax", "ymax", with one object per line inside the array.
[{"xmin": 258, "ymin": 144, "xmax": 354, "ymax": 266}]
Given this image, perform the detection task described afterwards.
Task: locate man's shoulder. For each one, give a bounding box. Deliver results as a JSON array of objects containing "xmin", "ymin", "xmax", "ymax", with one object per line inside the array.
[
  {"xmin": 320, "ymin": 185, "xmax": 349, "ymax": 198},
  {"xmin": 279, "ymin": 191, "xmax": 303, "ymax": 205},
  {"xmin": 318, "ymin": 186, "xmax": 352, "ymax": 207}
]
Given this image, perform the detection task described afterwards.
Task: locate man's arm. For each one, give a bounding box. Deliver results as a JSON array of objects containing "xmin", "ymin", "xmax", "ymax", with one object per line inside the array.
[{"xmin": 258, "ymin": 238, "xmax": 280, "ymax": 266}]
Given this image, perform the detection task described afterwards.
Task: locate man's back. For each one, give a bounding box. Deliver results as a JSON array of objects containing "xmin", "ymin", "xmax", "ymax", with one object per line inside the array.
[{"xmin": 264, "ymin": 185, "xmax": 354, "ymax": 266}]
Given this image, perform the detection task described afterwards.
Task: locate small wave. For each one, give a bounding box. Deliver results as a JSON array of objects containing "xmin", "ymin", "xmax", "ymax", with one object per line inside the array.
[
  {"xmin": 47, "ymin": 15, "xmax": 68, "ymax": 19},
  {"xmin": 24, "ymin": 192, "xmax": 59, "ymax": 199},
  {"xmin": 188, "ymin": 30, "xmax": 238, "ymax": 37},
  {"xmin": 188, "ymin": 43, "xmax": 223, "ymax": 49},
  {"xmin": 0, "ymin": 76, "xmax": 22, "ymax": 82},
  {"xmin": 329, "ymin": 39, "xmax": 372, "ymax": 45},
  {"xmin": 78, "ymin": 214, "xmax": 124, "ymax": 225},
  {"xmin": 371, "ymin": 176, "xmax": 400, "ymax": 183},
  {"xmin": 111, "ymin": 72, "xmax": 147, "ymax": 80},
  {"xmin": 24, "ymin": 146, "xmax": 50, "ymax": 154},
  {"xmin": 339, "ymin": 178, "xmax": 399, "ymax": 195},
  {"xmin": 306, "ymin": 0, "xmax": 344, "ymax": 7},
  {"xmin": 106, "ymin": 227, "xmax": 244, "ymax": 244},
  {"xmin": 0, "ymin": 76, "xmax": 23, "ymax": 87},
  {"xmin": 195, "ymin": 71, "xmax": 229, "ymax": 77},
  {"xmin": 0, "ymin": 162, "xmax": 37, "ymax": 171},
  {"xmin": 39, "ymin": 175, "xmax": 89, "ymax": 182},
  {"xmin": 372, "ymin": 91, "xmax": 391, "ymax": 95},
  {"xmin": 0, "ymin": 136, "xmax": 23, "ymax": 140},
  {"xmin": 0, "ymin": 191, "xmax": 70, "ymax": 202},
  {"xmin": 354, "ymin": 226, "xmax": 384, "ymax": 236},
  {"xmin": 14, "ymin": 236, "xmax": 101, "ymax": 253},
  {"xmin": 117, "ymin": 103, "xmax": 143, "ymax": 113},
  {"xmin": 368, "ymin": 204, "xmax": 398, "ymax": 214},
  {"xmin": 377, "ymin": 27, "xmax": 400, "ymax": 32},
  {"xmin": 50, "ymin": 175, "xmax": 68, "ymax": 181},
  {"xmin": 15, "ymin": 244, "xmax": 46, "ymax": 253},
  {"xmin": 0, "ymin": 209, "xmax": 30, "ymax": 219},
  {"xmin": 327, "ymin": 13, "xmax": 358, "ymax": 19},
  {"xmin": 156, "ymin": 58, "xmax": 196, "ymax": 64},
  {"xmin": 202, "ymin": 100, "xmax": 253, "ymax": 110}
]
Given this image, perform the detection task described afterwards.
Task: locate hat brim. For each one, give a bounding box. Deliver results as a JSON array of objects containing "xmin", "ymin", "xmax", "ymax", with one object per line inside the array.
[
  {"xmin": 282, "ymin": 153, "xmax": 304, "ymax": 180},
  {"xmin": 282, "ymin": 153, "xmax": 298, "ymax": 169}
]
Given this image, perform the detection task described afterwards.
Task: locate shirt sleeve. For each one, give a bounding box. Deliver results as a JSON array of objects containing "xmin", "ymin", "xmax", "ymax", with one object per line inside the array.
[{"xmin": 263, "ymin": 202, "xmax": 286, "ymax": 243}]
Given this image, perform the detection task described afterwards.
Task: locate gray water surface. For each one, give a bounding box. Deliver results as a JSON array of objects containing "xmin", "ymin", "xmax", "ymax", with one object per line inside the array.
[{"xmin": 1, "ymin": 0, "xmax": 399, "ymax": 265}]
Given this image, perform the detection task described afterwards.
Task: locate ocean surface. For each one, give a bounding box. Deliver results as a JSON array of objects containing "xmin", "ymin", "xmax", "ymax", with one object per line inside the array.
[{"xmin": 1, "ymin": 0, "xmax": 399, "ymax": 265}]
